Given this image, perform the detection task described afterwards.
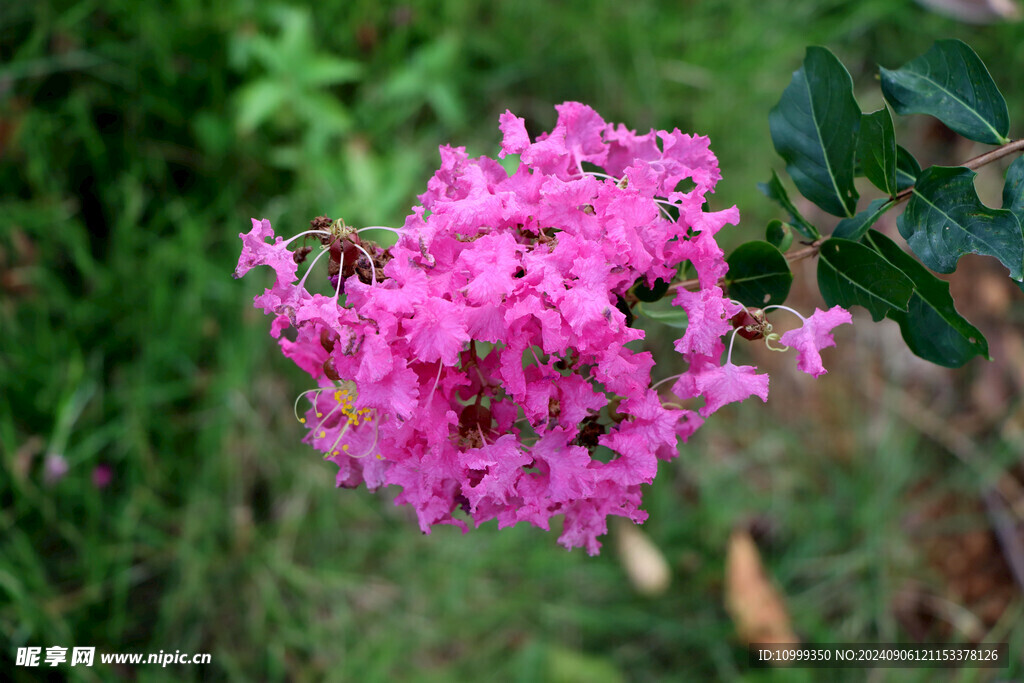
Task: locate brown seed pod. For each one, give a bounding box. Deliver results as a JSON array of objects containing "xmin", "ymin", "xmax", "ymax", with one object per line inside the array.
[
  {"xmin": 339, "ymin": 241, "xmax": 361, "ymax": 280},
  {"xmin": 328, "ymin": 239, "xmax": 344, "ymax": 279},
  {"xmin": 320, "ymin": 329, "xmax": 336, "ymax": 352},
  {"xmin": 574, "ymin": 416, "xmax": 605, "ymax": 450},
  {"xmin": 322, "ymin": 357, "xmax": 341, "ymax": 381},
  {"xmin": 459, "ymin": 404, "xmax": 492, "ymax": 436},
  {"xmin": 730, "ymin": 307, "xmax": 767, "ymax": 341}
]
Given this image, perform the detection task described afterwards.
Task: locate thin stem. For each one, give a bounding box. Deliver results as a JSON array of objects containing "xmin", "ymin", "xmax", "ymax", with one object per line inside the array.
[
  {"xmin": 326, "ymin": 419, "xmax": 354, "ymax": 456},
  {"xmin": 351, "ymin": 242, "xmax": 377, "ymax": 284},
  {"xmin": 282, "ymin": 229, "xmax": 331, "ymax": 247},
  {"xmin": 965, "ymin": 137, "xmax": 1024, "ymax": 169},
  {"xmin": 294, "ymin": 387, "xmax": 325, "ymax": 422},
  {"xmin": 357, "ymin": 226, "xmax": 403, "ymax": 237},
  {"xmin": 762, "ymin": 304, "xmax": 806, "ymax": 322},
  {"xmin": 296, "ymin": 244, "xmax": 332, "ymax": 291},
  {"xmin": 332, "ymin": 269, "xmax": 344, "ymax": 300},
  {"xmin": 653, "ymin": 198, "xmax": 675, "ymax": 222},
  {"xmin": 585, "ymin": 170, "xmax": 619, "ymax": 183},
  {"xmin": 893, "ymin": 137, "xmax": 1024, "ymax": 203},
  {"xmin": 650, "ymin": 373, "xmax": 683, "ymax": 391},
  {"xmin": 427, "ymin": 362, "xmax": 444, "ymax": 404},
  {"xmin": 352, "ymin": 416, "xmax": 380, "ymax": 459},
  {"xmin": 472, "ymin": 363, "xmax": 489, "ymax": 390},
  {"xmin": 725, "ymin": 327, "xmax": 741, "ymax": 365},
  {"xmin": 310, "ymin": 399, "xmax": 345, "ymax": 439}
]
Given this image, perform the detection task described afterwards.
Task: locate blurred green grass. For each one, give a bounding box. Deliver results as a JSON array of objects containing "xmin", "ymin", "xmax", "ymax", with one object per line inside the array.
[{"xmin": 2, "ymin": 1, "xmax": 1023, "ymax": 680}]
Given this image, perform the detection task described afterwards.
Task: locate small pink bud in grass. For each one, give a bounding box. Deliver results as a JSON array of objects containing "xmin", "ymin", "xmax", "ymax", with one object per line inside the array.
[
  {"xmin": 92, "ymin": 463, "xmax": 113, "ymax": 489},
  {"xmin": 44, "ymin": 453, "xmax": 68, "ymax": 485}
]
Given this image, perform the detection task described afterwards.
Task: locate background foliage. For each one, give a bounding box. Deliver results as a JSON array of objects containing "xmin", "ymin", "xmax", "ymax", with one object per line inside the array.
[{"xmin": 2, "ymin": 0, "xmax": 1024, "ymax": 680}]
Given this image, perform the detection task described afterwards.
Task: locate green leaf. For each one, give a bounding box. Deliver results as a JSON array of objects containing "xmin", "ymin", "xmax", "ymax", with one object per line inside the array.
[
  {"xmin": 833, "ymin": 198, "xmax": 892, "ymax": 241},
  {"xmin": 294, "ymin": 91, "xmax": 353, "ymax": 134},
  {"xmin": 898, "ymin": 166, "xmax": 1024, "ymax": 280},
  {"xmin": 637, "ymin": 298, "xmax": 688, "ymax": 329},
  {"xmin": 857, "ymin": 108, "xmax": 898, "ymax": 196},
  {"xmin": 632, "ymin": 277, "xmax": 670, "ymax": 303},
  {"xmin": 235, "ymin": 79, "xmax": 287, "ymax": 132},
  {"xmin": 880, "ymin": 39, "xmax": 1010, "ymax": 145},
  {"xmin": 301, "ymin": 56, "xmax": 363, "ymax": 86},
  {"xmin": 1003, "ymin": 155, "xmax": 1024, "ymax": 225},
  {"xmin": 895, "ymin": 145, "xmax": 922, "ymax": 192},
  {"xmin": 725, "ymin": 241, "xmax": 793, "ymax": 307},
  {"xmin": 769, "ymin": 46, "xmax": 860, "ymax": 218},
  {"xmin": 817, "ymin": 237, "xmax": 914, "ymax": 321},
  {"xmin": 757, "ymin": 170, "xmax": 820, "ymax": 239},
  {"xmin": 864, "ymin": 230, "xmax": 988, "ymax": 367},
  {"xmin": 766, "ymin": 220, "xmax": 794, "ymax": 252}
]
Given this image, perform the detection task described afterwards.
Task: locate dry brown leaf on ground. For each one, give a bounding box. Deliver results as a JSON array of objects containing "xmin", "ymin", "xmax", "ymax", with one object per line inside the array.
[
  {"xmin": 613, "ymin": 518, "xmax": 671, "ymax": 596},
  {"xmin": 724, "ymin": 528, "xmax": 799, "ymax": 647}
]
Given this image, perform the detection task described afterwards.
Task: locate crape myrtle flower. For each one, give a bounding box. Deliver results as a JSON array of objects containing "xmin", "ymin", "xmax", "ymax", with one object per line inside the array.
[{"xmin": 236, "ymin": 103, "xmax": 850, "ymax": 554}]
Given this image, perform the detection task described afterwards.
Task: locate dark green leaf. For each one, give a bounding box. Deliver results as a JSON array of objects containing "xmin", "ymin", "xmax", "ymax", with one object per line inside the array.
[
  {"xmin": 817, "ymin": 237, "xmax": 914, "ymax": 321},
  {"xmin": 833, "ymin": 198, "xmax": 892, "ymax": 241},
  {"xmin": 615, "ymin": 296, "xmax": 634, "ymax": 327},
  {"xmin": 769, "ymin": 46, "xmax": 860, "ymax": 217},
  {"xmin": 725, "ymin": 241, "xmax": 793, "ymax": 307},
  {"xmin": 857, "ymin": 109, "xmax": 897, "ymax": 196},
  {"xmin": 757, "ymin": 170, "xmax": 820, "ymax": 239},
  {"xmin": 679, "ymin": 259, "xmax": 697, "ymax": 282},
  {"xmin": 898, "ymin": 165, "xmax": 1023, "ymax": 280},
  {"xmin": 766, "ymin": 220, "xmax": 794, "ymax": 252},
  {"xmin": 637, "ymin": 298, "xmax": 688, "ymax": 329},
  {"xmin": 632, "ymin": 277, "xmax": 670, "ymax": 303},
  {"xmin": 880, "ymin": 39, "xmax": 1010, "ymax": 145},
  {"xmin": 1003, "ymin": 155, "xmax": 1024, "ymax": 225},
  {"xmin": 895, "ymin": 145, "xmax": 921, "ymax": 192},
  {"xmin": 864, "ymin": 230, "xmax": 988, "ymax": 367}
]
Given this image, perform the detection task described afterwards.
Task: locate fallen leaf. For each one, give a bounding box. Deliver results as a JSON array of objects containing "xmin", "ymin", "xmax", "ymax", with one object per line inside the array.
[
  {"xmin": 724, "ymin": 528, "xmax": 799, "ymax": 646},
  {"xmin": 613, "ymin": 518, "xmax": 671, "ymax": 596}
]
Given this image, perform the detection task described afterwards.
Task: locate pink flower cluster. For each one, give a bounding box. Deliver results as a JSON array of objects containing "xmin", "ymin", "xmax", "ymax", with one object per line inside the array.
[{"xmin": 235, "ymin": 103, "xmax": 850, "ymax": 554}]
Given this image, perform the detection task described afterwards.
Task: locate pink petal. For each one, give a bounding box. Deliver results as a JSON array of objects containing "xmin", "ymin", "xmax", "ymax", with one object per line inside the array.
[
  {"xmin": 498, "ymin": 110, "xmax": 530, "ymax": 157},
  {"xmin": 778, "ymin": 306, "xmax": 853, "ymax": 378},
  {"xmin": 693, "ymin": 362, "xmax": 770, "ymax": 417}
]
